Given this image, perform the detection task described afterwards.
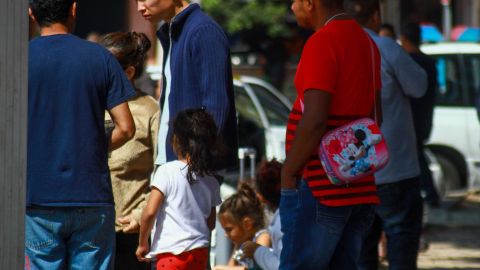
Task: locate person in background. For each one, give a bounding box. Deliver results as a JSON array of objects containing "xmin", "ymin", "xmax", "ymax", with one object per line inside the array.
[
  {"xmin": 136, "ymin": 109, "xmax": 224, "ymax": 270},
  {"xmin": 400, "ymin": 22, "xmax": 441, "ymax": 208},
  {"xmin": 345, "ymin": 0, "xmax": 428, "ymax": 269},
  {"xmin": 26, "ymin": 0, "xmax": 135, "ymax": 269},
  {"xmin": 87, "ymin": 31, "xmax": 102, "ymax": 42},
  {"xmin": 136, "ymin": 0, "xmax": 238, "ymax": 170},
  {"xmin": 215, "ymin": 182, "xmax": 271, "ymax": 270},
  {"xmin": 242, "ymin": 159, "xmax": 283, "ymax": 270},
  {"xmin": 280, "ymin": 0, "xmax": 382, "ymax": 268},
  {"xmin": 136, "ymin": 0, "xmax": 239, "ymax": 264},
  {"xmin": 379, "ymin": 23, "xmax": 397, "ymax": 40},
  {"xmin": 99, "ymin": 31, "xmax": 160, "ymax": 270}
]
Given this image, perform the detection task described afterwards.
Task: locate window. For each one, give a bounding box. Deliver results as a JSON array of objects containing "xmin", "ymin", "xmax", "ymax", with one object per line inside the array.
[
  {"xmin": 248, "ymin": 84, "xmax": 290, "ymax": 126},
  {"xmin": 234, "ymin": 85, "xmax": 266, "ymax": 161},
  {"xmin": 463, "ymin": 54, "xmax": 480, "ymax": 106},
  {"xmin": 432, "ymin": 55, "xmax": 464, "ymax": 106}
]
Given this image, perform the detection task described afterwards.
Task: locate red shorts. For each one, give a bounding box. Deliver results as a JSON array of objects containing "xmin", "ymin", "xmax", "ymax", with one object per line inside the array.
[{"xmin": 155, "ymin": 247, "xmax": 209, "ymax": 270}]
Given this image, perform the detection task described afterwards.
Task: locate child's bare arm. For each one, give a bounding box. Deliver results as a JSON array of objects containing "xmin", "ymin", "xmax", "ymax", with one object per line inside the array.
[
  {"xmin": 136, "ymin": 187, "xmax": 164, "ymax": 261},
  {"xmin": 255, "ymin": 231, "xmax": 272, "ymax": 247},
  {"xmin": 207, "ymin": 207, "xmax": 216, "ymax": 231}
]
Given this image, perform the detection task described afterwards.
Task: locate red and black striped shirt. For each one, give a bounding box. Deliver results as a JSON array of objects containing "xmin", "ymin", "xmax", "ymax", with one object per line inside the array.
[{"xmin": 286, "ymin": 20, "xmax": 381, "ymax": 207}]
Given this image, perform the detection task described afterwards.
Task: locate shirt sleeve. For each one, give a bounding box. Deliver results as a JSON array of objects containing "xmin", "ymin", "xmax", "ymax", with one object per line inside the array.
[
  {"xmin": 298, "ymin": 33, "xmax": 338, "ymax": 95},
  {"xmin": 150, "ymin": 110, "xmax": 160, "ymax": 163},
  {"xmin": 254, "ymin": 246, "xmax": 280, "ymax": 270},
  {"xmin": 190, "ymin": 24, "xmax": 232, "ymax": 131},
  {"xmin": 384, "ymin": 38, "xmax": 427, "ymax": 98},
  {"xmin": 150, "ymin": 164, "xmax": 172, "ymax": 196},
  {"xmin": 105, "ymin": 53, "xmax": 136, "ymax": 110}
]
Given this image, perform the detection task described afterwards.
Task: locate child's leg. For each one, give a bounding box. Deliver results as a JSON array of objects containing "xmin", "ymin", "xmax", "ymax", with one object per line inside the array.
[{"xmin": 155, "ymin": 248, "xmax": 209, "ymax": 270}]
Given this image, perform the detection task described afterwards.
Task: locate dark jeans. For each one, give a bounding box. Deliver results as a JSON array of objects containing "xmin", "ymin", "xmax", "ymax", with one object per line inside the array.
[
  {"xmin": 115, "ymin": 233, "xmax": 150, "ymax": 270},
  {"xmin": 417, "ymin": 142, "xmax": 440, "ymax": 206},
  {"xmin": 279, "ymin": 180, "xmax": 375, "ymax": 270},
  {"xmin": 359, "ymin": 177, "xmax": 424, "ymax": 270}
]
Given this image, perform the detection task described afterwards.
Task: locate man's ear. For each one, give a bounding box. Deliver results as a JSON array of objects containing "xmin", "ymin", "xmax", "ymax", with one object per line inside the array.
[
  {"xmin": 125, "ymin": 66, "xmax": 136, "ymax": 81},
  {"xmin": 28, "ymin": 8, "xmax": 36, "ymax": 22},
  {"xmin": 304, "ymin": 0, "xmax": 315, "ymax": 12}
]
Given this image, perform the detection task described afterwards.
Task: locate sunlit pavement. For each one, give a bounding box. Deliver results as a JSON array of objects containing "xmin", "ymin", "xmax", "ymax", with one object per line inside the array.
[{"xmin": 381, "ymin": 191, "xmax": 480, "ymax": 269}]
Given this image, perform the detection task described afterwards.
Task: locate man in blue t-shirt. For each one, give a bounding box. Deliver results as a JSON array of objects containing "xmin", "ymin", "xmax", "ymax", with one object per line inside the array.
[{"xmin": 27, "ymin": 0, "xmax": 136, "ymax": 269}]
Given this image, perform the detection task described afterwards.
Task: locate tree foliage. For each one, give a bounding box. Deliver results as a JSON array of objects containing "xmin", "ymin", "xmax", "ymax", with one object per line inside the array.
[{"xmin": 202, "ymin": 0, "xmax": 291, "ymax": 38}]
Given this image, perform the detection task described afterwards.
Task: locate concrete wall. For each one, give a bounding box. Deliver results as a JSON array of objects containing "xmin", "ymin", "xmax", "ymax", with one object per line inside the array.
[{"xmin": 0, "ymin": 0, "xmax": 28, "ymax": 269}]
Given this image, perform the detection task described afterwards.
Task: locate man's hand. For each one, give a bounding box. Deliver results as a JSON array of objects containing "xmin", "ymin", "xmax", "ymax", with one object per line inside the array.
[
  {"xmin": 118, "ymin": 215, "xmax": 140, "ymax": 233},
  {"xmin": 241, "ymin": 241, "xmax": 260, "ymax": 258},
  {"xmin": 135, "ymin": 244, "xmax": 150, "ymax": 262},
  {"xmin": 281, "ymin": 167, "xmax": 298, "ymax": 190}
]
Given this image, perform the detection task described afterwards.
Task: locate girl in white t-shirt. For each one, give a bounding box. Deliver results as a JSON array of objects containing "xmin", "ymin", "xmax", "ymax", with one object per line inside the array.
[{"xmin": 136, "ymin": 108, "xmax": 224, "ymax": 270}]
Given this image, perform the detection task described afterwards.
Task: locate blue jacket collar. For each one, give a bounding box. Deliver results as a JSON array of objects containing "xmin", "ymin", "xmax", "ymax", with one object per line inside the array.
[{"xmin": 157, "ymin": 3, "xmax": 200, "ymax": 41}]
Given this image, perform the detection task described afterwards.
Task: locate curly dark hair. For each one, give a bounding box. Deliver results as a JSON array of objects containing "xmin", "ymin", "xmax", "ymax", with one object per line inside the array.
[
  {"xmin": 255, "ymin": 159, "xmax": 282, "ymax": 210},
  {"xmin": 171, "ymin": 108, "xmax": 226, "ymax": 184},
  {"xmin": 219, "ymin": 182, "xmax": 265, "ymax": 229},
  {"xmin": 99, "ymin": 32, "xmax": 152, "ymax": 79},
  {"xmin": 29, "ymin": 0, "xmax": 75, "ymax": 27}
]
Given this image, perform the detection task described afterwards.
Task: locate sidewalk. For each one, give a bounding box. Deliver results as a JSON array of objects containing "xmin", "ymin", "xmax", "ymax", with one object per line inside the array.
[
  {"xmin": 418, "ymin": 191, "xmax": 480, "ymax": 269},
  {"xmin": 380, "ymin": 191, "xmax": 480, "ymax": 269}
]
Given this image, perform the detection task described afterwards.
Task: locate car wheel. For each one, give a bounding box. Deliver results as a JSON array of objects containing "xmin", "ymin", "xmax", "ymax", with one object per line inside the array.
[{"xmin": 434, "ymin": 153, "xmax": 462, "ymax": 197}]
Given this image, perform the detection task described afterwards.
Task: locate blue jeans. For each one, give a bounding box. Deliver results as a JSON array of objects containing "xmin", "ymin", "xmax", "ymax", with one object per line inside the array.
[
  {"xmin": 417, "ymin": 143, "xmax": 440, "ymax": 206},
  {"xmin": 359, "ymin": 177, "xmax": 423, "ymax": 270},
  {"xmin": 279, "ymin": 180, "xmax": 375, "ymax": 270},
  {"xmin": 25, "ymin": 206, "xmax": 115, "ymax": 270}
]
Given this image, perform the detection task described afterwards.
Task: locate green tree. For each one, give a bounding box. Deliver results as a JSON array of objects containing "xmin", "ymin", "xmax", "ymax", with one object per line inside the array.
[{"xmin": 202, "ymin": 0, "xmax": 291, "ymax": 38}]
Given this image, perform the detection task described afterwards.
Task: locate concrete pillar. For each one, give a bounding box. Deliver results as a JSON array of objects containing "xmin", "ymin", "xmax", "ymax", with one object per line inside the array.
[{"xmin": 0, "ymin": 0, "xmax": 28, "ymax": 269}]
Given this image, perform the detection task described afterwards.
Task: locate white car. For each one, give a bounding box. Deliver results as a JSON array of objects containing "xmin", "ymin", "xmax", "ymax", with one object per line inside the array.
[{"xmin": 421, "ymin": 42, "xmax": 480, "ymax": 193}]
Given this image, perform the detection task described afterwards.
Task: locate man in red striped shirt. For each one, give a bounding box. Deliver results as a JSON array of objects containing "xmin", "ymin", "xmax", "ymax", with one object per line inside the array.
[{"xmin": 279, "ymin": 0, "xmax": 382, "ymax": 269}]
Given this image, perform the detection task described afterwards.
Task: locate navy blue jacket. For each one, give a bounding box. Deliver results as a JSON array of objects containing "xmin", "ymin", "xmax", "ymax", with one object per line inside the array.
[{"xmin": 157, "ymin": 4, "xmax": 238, "ymax": 170}]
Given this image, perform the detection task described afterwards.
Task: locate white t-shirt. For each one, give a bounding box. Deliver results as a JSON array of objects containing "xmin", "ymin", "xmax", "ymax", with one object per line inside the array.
[{"xmin": 148, "ymin": 160, "xmax": 222, "ymax": 256}]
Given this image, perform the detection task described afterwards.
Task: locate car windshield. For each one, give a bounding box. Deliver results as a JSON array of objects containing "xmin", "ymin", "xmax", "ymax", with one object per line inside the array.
[{"xmin": 247, "ymin": 83, "xmax": 290, "ymax": 126}]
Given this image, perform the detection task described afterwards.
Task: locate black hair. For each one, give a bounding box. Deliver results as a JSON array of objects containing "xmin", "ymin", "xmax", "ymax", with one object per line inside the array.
[
  {"xmin": 380, "ymin": 23, "xmax": 397, "ymax": 39},
  {"xmin": 321, "ymin": 0, "xmax": 345, "ymax": 9},
  {"xmin": 219, "ymin": 182, "xmax": 265, "ymax": 229},
  {"xmin": 254, "ymin": 159, "xmax": 282, "ymax": 210},
  {"xmin": 99, "ymin": 32, "xmax": 152, "ymax": 79},
  {"xmin": 344, "ymin": 0, "xmax": 380, "ymax": 25},
  {"xmin": 171, "ymin": 108, "xmax": 226, "ymax": 184},
  {"xmin": 29, "ymin": 0, "xmax": 75, "ymax": 27},
  {"xmin": 401, "ymin": 22, "xmax": 421, "ymax": 47}
]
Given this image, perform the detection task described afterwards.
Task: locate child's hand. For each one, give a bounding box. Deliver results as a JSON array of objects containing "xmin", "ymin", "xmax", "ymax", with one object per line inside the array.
[
  {"xmin": 135, "ymin": 244, "xmax": 150, "ymax": 262},
  {"xmin": 241, "ymin": 241, "xmax": 260, "ymax": 258},
  {"xmin": 118, "ymin": 215, "xmax": 140, "ymax": 233}
]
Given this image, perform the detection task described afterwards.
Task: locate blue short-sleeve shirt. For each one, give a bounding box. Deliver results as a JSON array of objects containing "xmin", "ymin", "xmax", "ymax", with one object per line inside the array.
[{"xmin": 27, "ymin": 34, "xmax": 135, "ymax": 207}]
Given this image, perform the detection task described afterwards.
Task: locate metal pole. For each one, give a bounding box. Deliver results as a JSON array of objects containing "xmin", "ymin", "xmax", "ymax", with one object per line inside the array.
[
  {"xmin": 441, "ymin": 0, "xmax": 452, "ymax": 40},
  {"xmin": 0, "ymin": 0, "xmax": 28, "ymax": 268}
]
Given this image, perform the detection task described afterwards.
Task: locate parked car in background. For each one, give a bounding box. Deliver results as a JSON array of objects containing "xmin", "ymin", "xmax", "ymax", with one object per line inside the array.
[
  {"xmin": 421, "ymin": 42, "xmax": 480, "ymax": 194},
  {"xmin": 234, "ymin": 76, "xmax": 291, "ymax": 162}
]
